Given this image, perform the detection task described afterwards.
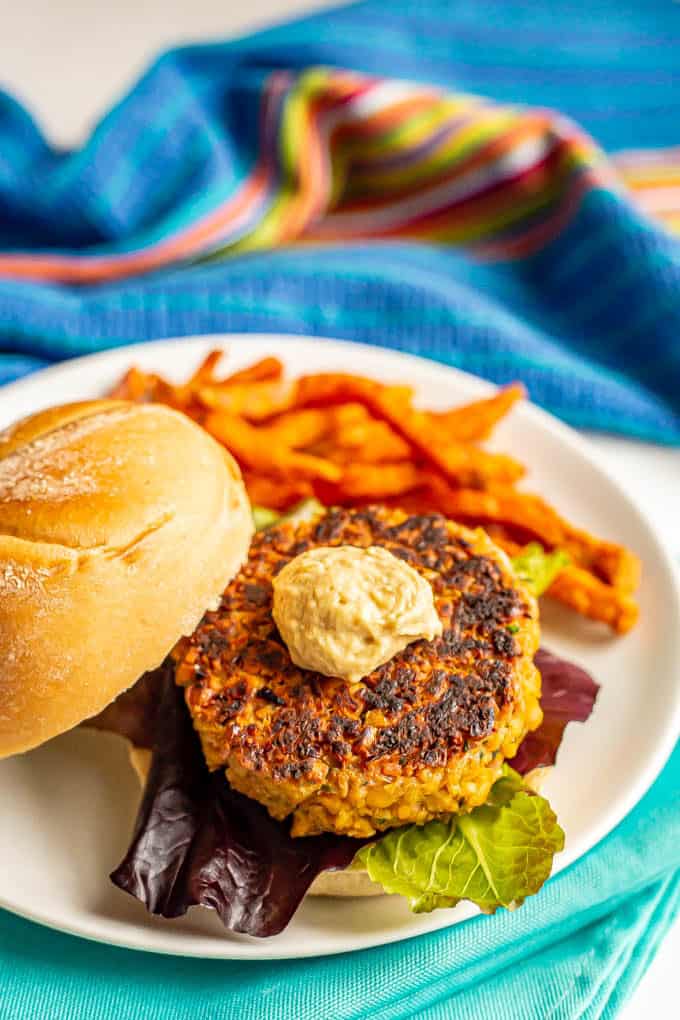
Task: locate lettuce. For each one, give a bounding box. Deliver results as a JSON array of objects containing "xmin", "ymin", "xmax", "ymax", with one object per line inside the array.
[
  {"xmin": 98, "ymin": 636, "xmax": 594, "ymax": 930},
  {"xmin": 252, "ymin": 505, "xmax": 281, "ymax": 531},
  {"xmin": 103, "ymin": 647, "xmax": 592, "ymax": 932},
  {"xmin": 511, "ymin": 542, "xmax": 570, "ymax": 596},
  {"xmin": 509, "ymin": 648, "xmax": 599, "ymax": 774},
  {"xmin": 252, "ymin": 498, "xmax": 325, "ymax": 531},
  {"xmin": 356, "ymin": 766, "xmax": 564, "ymax": 913},
  {"xmin": 110, "ymin": 666, "xmax": 366, "ymax": 937}
]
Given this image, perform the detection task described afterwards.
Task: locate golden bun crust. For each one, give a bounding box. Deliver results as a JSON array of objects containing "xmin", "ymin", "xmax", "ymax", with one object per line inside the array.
[{"xmin": 0, "ymin": 400, "xmax": 253, "ymax": 758}]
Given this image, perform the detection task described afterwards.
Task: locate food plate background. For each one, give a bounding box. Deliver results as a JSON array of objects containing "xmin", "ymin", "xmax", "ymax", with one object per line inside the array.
[{"xmin": 0, "ymin": 334, "xmax": 678, "ymax": 960}]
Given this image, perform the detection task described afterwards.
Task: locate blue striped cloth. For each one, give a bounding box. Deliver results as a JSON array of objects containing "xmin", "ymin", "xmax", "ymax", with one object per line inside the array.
[{"xmin": 0, "ymin": 1, "xmax": 679, "ymax": 442}]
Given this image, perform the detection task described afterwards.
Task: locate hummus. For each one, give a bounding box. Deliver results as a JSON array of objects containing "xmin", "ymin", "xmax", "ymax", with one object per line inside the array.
[{"xmin": 271, "ymin": 544, "xmax": 442, "ymax": 682}]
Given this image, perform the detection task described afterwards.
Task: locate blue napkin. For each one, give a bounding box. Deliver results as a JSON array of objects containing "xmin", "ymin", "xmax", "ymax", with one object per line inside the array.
[
  {"xmin": 1, "ymin": 2, "xmax": 679, "ymax": 1017},
  {"xmin": 0, "ymin": 2, "xmax": 680, "ymax": 441}
]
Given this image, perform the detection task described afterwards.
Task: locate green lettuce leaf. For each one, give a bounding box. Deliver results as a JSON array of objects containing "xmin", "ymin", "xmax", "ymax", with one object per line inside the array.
[
  {"xmin": 280, "ymin": 497, "xmax": 325, "ymax": 526},
  {"xmin": 511, "ymin": 543, "xmax": 570, "ymax": 596},
  {"xmin": 252, "ymin": 498, "xmax": 325, "ymax": 532},
  {"xmin": 355, "ymin": 767, "xmax": 564, "ymax": 913},
  {"xmin": 252, "ymin": 506, "xmax": 281, "ymax": 531}
]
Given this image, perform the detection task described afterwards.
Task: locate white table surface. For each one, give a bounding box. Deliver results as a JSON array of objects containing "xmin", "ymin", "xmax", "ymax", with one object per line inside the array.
[{"xmin": 2, "ymin": 3, "xmax": 679, "ymax": 1015}]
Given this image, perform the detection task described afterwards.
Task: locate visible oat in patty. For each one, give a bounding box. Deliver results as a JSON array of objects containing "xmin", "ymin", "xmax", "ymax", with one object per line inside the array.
[{"xmin": 175, "ymin": 506, "xmax": 542, "ymax": 837}]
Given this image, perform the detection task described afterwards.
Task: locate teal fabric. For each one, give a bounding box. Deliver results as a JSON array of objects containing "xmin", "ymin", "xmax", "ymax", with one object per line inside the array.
[
  {"xmin": 2, "ymin": 1, "xmax": 680, "ymax": 441},
  {"xmin": 1, "ymin": 745, "xmax": 678, "ymax": 1019}
]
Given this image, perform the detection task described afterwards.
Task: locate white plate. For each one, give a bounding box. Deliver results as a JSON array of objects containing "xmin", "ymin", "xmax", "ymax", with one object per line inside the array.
[{"xmin": 0, "ymin": 334, "xmax": 678, "ymax": 961}]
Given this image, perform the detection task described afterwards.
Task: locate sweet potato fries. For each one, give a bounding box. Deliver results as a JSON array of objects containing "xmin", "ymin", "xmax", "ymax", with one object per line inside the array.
[{"xmin": 110, "ymin": 350, "xmax": 641, "ymax": 633}]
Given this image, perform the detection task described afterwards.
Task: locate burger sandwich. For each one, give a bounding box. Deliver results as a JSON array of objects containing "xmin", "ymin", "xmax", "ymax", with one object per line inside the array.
[{"xmin": 0, "ymin": 400, "xmax": 598, "ymax": 937}]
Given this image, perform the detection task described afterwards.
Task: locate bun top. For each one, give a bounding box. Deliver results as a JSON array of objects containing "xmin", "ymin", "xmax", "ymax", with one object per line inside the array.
[{"xmin": 0, "ymin": 399, "xmax": 253, "ymax": 758}]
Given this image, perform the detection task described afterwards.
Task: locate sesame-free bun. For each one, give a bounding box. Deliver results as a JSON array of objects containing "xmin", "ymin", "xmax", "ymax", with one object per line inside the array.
[
  {"xmin": 0, "ymin": 399, "xmax": 253, "ymax": 758},
  {"xmin": 307, "ymin": 868, "xmax": 384, "ymax": 897}
]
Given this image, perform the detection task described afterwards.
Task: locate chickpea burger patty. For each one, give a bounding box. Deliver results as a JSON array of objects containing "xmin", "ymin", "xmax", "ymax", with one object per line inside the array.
[{"xmin": 175, "ymin": 506, "xmax": 542, "ymax": 838}]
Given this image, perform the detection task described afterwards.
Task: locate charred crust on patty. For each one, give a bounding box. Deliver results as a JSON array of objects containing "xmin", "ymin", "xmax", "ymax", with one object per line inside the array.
[{"xmin": 176, "ymin": 505, "xmax": 541, "ymax": 837}]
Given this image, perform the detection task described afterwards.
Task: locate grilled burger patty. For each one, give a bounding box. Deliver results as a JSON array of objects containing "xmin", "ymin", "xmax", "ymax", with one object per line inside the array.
[{"xmin": 175, "ymin": 506, "xmax": 542, "ymax": 838}]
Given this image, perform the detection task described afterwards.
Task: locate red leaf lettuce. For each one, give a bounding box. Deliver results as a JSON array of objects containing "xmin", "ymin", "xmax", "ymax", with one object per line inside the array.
[{"xmin": 105, "ymin": 647, "xmax": 598, "ymax": 936}]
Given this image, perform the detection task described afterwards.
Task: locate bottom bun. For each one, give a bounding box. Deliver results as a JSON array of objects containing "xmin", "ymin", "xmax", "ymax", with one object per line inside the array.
[
  {"xmin": 128, "ymin": 745, "xmax": 152, "ymax": 785},
  {"xmin": 127, "ymin": 744, "xmax": 384, "ymax": 898},
  {"xmin": 308, "ymin": 869, "xmax": 384, "ymax": 897}
]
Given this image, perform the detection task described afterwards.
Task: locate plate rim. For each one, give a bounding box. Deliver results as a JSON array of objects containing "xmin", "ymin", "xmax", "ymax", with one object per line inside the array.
[{"xmin": 1, "ymin": 332, "xmax": 678, "ymax": 961}]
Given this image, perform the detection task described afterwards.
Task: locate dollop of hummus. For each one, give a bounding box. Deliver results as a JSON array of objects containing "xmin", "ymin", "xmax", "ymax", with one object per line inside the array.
[{"xmin": 271, "ymin": 544, "xmax": 442, "ymax": 682}]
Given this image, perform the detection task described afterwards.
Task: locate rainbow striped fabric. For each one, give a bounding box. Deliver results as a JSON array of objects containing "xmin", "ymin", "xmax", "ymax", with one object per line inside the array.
[
  {"xmin": 614, "ymin": 147, "xmax": 680, "ymax": 237},
  {"xmin": 2, "ymin": 67, "xmax": 674, "ymax": 280},
  {"xmin": 1, "ymin": 0, "xmax": 680, "ymax": 447},
  {"xmin": 0, "ymin": 68, "xmax": 621, "ymax": 281}
]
